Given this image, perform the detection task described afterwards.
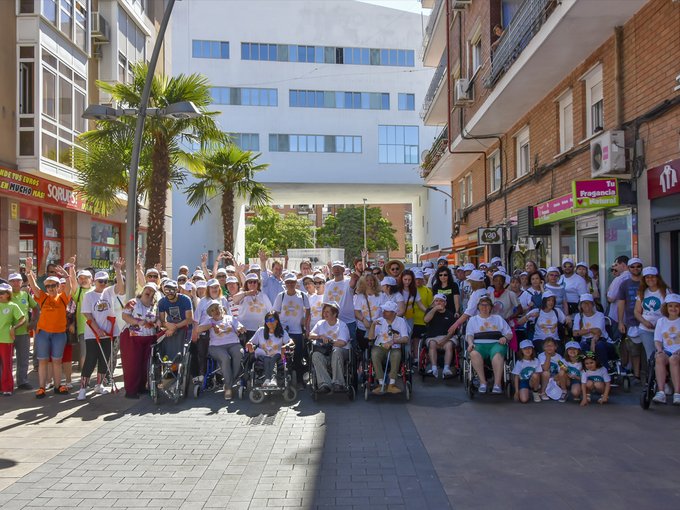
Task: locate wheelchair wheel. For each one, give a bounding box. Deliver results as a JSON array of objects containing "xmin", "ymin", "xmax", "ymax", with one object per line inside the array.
[
  {"xmin": 405, "ymin": 381, "xmax": 412, "ymax": 401},
  {"xmin": 640, "ymin": 388, "xmax": 652, "ymax": 410},
  {"xmin": 283, "ymin": 386, "xmax": 297, "ymax": 402},
  {"xmin": 364, "ymin": 385, "xmax": 370, "ymax": 401},
  {"xmin": 348, "ymin": 385, "xmax": 356, "ymax": 401},
  {"xmin": 623, "ymin": 377, "xmax": 631, "ymax": 393},
  {"xmin": 193, "ymin": 384, "xmax": 200, "ymax": 399},
  {"xmin": 249, "ymin": 388, "xmax": 265, "ymax": 404},
  {"xmin": 238, "ymin": 384, "xmax": 245, "ymax": 400}
]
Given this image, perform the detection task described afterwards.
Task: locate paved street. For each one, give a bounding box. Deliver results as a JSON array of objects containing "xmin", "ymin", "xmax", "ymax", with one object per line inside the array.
[{"xmin": 1, "ymin": 374, "xmax": 679, "ymax": 510}]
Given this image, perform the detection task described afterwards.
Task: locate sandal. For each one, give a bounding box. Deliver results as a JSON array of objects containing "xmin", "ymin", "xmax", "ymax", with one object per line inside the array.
[
  {"xmin": 56, "ymin": 385, "xmax": 70, "ymax": 395},
  {"xmin": 35, "ymin": 387, "xmax": 46, "ymax": 399}
]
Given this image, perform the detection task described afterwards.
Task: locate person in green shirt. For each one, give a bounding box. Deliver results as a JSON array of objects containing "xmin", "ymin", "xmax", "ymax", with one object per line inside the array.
[
  {"xmin": 68, "ymin": 261, "xmax": 93, "ymax": 371},
  {"xmin": 0, "ymin": 283, "xmax": 26, "ymax": 395},
  {"xmin": 8, "ymin": 273, "xmax": 38, "ymax": 389}
]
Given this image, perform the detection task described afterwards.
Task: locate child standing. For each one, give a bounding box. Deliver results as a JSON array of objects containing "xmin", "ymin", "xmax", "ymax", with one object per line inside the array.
[
  {"xmin": 0, "ymin": 283, "xmax": 26, "ymax": 395},
  {"xmin": 562, "ymin": 341, "xmax": 583, "ymax": 402},
  {"xmin": 512, "ymin": 340, "xmax": 543, "ymax": 403},
  {"xmin": 580, "ymin": 352, "xmax": 611, "ymax": 406},
  {"xmin": 537, "ymin": 337, "xmax": 566, "ymax": 401}
]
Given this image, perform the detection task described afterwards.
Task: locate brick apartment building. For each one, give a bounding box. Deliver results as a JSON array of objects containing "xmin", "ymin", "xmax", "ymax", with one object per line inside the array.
[{"xmin": 420, "ymin": 0, "xmax": 680, "ymax": 294}]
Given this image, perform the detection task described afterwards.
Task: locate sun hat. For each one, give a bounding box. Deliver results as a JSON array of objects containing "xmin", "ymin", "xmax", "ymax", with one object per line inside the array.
[
  {"xmin": 386, "ymin": 259, "xmax": 405, "ymax": 273},
  {"xmin": 381, "ymin": 301, "xmax": 398, "ymax": 313}
]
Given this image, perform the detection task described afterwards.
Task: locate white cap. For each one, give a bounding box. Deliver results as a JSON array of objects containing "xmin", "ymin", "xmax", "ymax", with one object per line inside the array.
[
  {"xmin": 413, "ymin": 270, "xmax": 424, "ymax": 279},
  {"xmin": 0, "ymin": 283, "xmax": 12, "ymax": 292},
  {"xmin": 145, "ymin": 268, "xmax": 159, "ymax": 276},
  {"xmin": 184, "ymin": 281, "xmax": 196, "ymax": 291},
  {"xmin": 225, "ymin": 265, "xmax": 236, "ymax": 272},
  {"xmin": 478, "ymin": 262, "xmax": 488, "ymax": 268},
  {"xmin": 490, "ymin": 257, "xmax": 502, "ymax": 265},
  {"xmin": 579, "ymin": 293, "xmax": 594, "ymax": 303},
  {"xmin": 433, "ymin": 293, "xmax": 447, "ymax": 302},
  {"xmin": 77, "ymin": 270, "xmax": 92, "ymax": 278},
  {"xmin": 462, "ymin": 263, "xmax": 476, "ymax": 272},
  {"xmin": 519, "ymin": 340, "xmax": 534, "ymax": 350},
  {"xmin": 192, "ymin": 270, "xmax": 205, "ymax": 278},
  {"xmin": 45, "ymin": 276, "xmax": 60, "ymax": 285},
  {"xmin": 313, "ymin": 273, "xmax": 326, "ymax": 282},
  {"xmin": 143, "ymin": 282, "xmax": 158, "ymax": 292},
  {"xmin": 331, "ymin": 260, "xmax": 345, "ymax": 268},
  {"xmin": 249, "ymin": 264, "xmax": 261, "ymax": 271},
  {"xmin": 216, "ymin": 268, "xmax": 227, "ymax": 275},
  {"xmin": 492, "ymin": 271, "xmax": 506, "ymax": 279},
  {"xmin": 8, "ymin": 273, "xmax": 22, "ymax": 281},
  {"xmin": 195, "ymin": 280, "xmax": 207, "ymax": 289},
  {"xmin": 542, "ymin": 290, "xmax": 556, "ymax": 299},
  {"xmin": 381, "ymin": 301, "xmax": 398, "ymax": 313},
  {"xmin": 59, "ymin": 278, "xmax": 66, "ymax": 284},
  {"xmin": 565, "ymin": 341, "xmax": 581, "ymax": 350},
  {"xmin": 245, "ymin": 273, "xmax": 259, "ymax": 281},
  {"xmin": 163, "ymin": 280, "xmax": 178, "ymax": 289},
  {"xmin": 576, "ymin": 261, "xmax": 588, "ymax": 269},
  {"xmin": 179, "ymin": 265, "xmax": 189, "ymax": 271},
  {"xmin": 546, "ymin": 266, "xmax": 560, "ymax": 274},
  {"xmin": 226, "ymin": 276, "xmax": 239, "ymax": 284},
  {"xmin": 207, "ymin": 278, "xmax": 220, "ymax": 287},
  {"xmin": 562, "ymin": 258, "xmax": 574, "ymax": 266},
  {"xmin": 627, "ymin": 257, "xmax": 643, "ymax": 267},
  {"xmin": 664, "ymin": 293, "xmax": 680, "ymax": 305},
  {"xmin": 466, "ymin": 270, "xmax": 485, "ymax": 282},
  {"xmin": 381, "ymin": 276, "xmax": 397, "ymax": 286},
  {"xmin": 206, "ymin": 299, "xmax": 223, "ymax": 309},
  {"xmin": 94, "ymin": 271, "xmax": 109, "ymax": 280},
  {"xmin": 284, "ymin": 273, "xmax": 297, "ymax": 282},
  {"xmin": 642, "ymin": 266, "xmax": 659, "ymax": 277}
]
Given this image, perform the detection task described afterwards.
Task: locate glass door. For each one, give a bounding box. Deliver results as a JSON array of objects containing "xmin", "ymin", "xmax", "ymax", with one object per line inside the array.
[{"xmin": 578, "ymin": 229, "xmax": 599, "ymax": 267}]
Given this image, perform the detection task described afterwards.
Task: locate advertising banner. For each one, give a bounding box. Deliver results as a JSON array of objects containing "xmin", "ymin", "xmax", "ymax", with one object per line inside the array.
[{"xmin": 0, "ymin": 166, "xmax": 86, "ymax": 212}]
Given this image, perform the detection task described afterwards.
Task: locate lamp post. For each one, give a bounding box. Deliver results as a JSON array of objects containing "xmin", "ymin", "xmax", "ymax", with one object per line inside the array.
[{"xmin": 422, "ymin": 184, "xmax": 453, "ymax": 199}]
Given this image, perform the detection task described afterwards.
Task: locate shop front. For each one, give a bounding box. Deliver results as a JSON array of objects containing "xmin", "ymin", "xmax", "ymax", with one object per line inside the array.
[
  {"xmin": 453, "ymin": 232, "xmax": 485, "ymax": 266},
  {"xmin": 648, "ymin": 158, "xmax": 680, "ymax": 292},
  {"xmin": 533, "ymin": 178, "xmax": 635, "ymax": 299}
]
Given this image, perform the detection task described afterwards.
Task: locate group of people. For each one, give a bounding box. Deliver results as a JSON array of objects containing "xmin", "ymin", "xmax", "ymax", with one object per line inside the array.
[{"xmin": 0, "ymin": 250, "xmax": 677, "ymax": 408}]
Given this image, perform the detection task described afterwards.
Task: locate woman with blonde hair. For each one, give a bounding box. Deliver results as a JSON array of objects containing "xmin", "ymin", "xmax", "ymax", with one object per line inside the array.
[{"xmin": 354, "ymin": 273, "xmax": 383, "ymax": 350}]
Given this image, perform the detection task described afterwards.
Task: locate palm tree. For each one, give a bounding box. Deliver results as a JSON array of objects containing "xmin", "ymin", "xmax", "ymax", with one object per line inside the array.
[
  {"xmin": 75, "ymin": 62, "xmax": 222, "ymax": 266},
  {"xmin": 185, "ymin": 144, "xmax": 272, "ymax": 253}
]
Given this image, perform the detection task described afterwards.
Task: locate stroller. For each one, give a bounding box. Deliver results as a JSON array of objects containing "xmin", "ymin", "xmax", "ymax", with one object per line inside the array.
[{"xmin": 242, "ymin": 346, "xmax": 298, "ymax": 403}]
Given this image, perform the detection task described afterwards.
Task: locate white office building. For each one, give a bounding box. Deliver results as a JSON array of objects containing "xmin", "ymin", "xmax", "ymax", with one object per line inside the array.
[{"xmin": 170, "ymin": 0, "xmax": 451, "ymax": 268}]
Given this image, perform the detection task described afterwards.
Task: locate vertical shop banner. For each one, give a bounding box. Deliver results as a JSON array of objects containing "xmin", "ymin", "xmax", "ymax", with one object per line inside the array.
[
  {"xmin": 572, "ymin": 179, "xmax": 619, "ymax": 208},
  {"xmin": 647, "ymin": 159, "xmax": 680, "ymax": 199},
  {"xmin": 0, "ymin": 167, "xmax": 86, "ymax": 212}
]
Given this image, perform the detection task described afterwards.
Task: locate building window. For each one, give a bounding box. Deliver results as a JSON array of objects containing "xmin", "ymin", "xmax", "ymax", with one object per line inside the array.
[
  {"xmin": 558, "ymin": 89, "xmax": 574, "ymax": 153},
  {"xmin": 91, "ymin": 221, "xmax": 121, "ymax": 271},
  {"xmin": 489, "ymin": 150, "xmax": 501, "ymax": 193},
  {"xmin": 398, "ymin": 93, "xmax": 415, "ymax": 111},
  {"xmin": 42, "ymin": 0, "xmax": 57, "ymax": 24},
  {"xmin": 230, "ymin": 133, "xmax": 260, "ymax": 151},
  {"xmin": 515, "ymin": 126, "xmax": 530, "ymax": 178},
  {"xmin": 241, "ymin": 42, "xmax": 414, "ymax": 67},
  {"xmin": 59, "ymin": 0, "xmax": 73, "ymax": 39},
  {"xmin": 268, "ymin": 134, "xmax": 362, "ymax": 153},
  {"xmin": 192, "ymin": 40, "xmax": 229, "ymax": 59},
  {"xmin": 471, "ymin": 37, "xmax": 482, "ymax": 76},
  {"xmin": 378, "ymin": 125, "xmax": 419, "ymax": 164},
  {"xmin": 211, "ymin": 87, "xmax": 278, "ymax": 106},
  {"xmin": 20, "ymin": 0, "xmax": 35, "ymax": 14},
  {"xmin": 118, "ymin": 8, "xmax": 146, "ymax": 83},
  {"xmin": 289, "ymin": 89, "xmax": 389, "ymax": 110},
  {"xmin": 583, "ymin": 64, "xmax": 603, "ymax": 137},
  {"xmin": 19, "ymin": 46, "xmax": 36, "ymax": 156},
  {"xmin": 74, "ymin": 1, "xmax": 87, "ymax": 52}
]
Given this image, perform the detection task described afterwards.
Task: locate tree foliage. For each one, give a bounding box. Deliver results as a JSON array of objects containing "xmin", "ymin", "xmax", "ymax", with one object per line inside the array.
[
  {"xmin": 316, "ymin": 206, "xmax": 398, "ymax": 263},
  {"xmin": 245, "ymin": 206, "xmax": 315, "ymax": 259}
]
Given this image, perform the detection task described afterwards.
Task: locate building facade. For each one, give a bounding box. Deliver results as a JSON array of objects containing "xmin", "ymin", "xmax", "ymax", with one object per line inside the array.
[
  {"xmin": 0, "ymin": 0, "xmax": 167, "ymax": 275},
  {"xmin": 420, "ymin": 0, "xmax": 680, "ymax": 293},
  {"xmin": 170, "ymin": 0, "xmax": 450, "ymax": 271}
]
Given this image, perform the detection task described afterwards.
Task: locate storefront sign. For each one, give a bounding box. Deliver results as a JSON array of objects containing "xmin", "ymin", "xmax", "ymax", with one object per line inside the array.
[
  {"xmin": 0, "ymin": 166, "xmax": 86, "ymax": 212},
  {"xmin": 478, "ymin": 227, "xmax": 503, "ymax": 245},
  {"xmin": 647, "ymin": 158, "xmax": 680, "ymax": 200},
  {"xmin": 533, "ymin": 194, "xmax": 577, "ymax": 225},
  {"xmin": 91, "ymin": 259, "xmax": 112, "ymax": 270},
  {"xmin": 572, "ymin": 179, "xmax": 619, "ymax": 208}
]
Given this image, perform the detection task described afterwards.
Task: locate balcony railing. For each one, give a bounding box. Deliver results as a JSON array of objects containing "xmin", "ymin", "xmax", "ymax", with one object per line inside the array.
[
  {"xmin": 483, "ymin": 0, "xmax": 557, "ymax": 89},
  {"xmin": 420, "ymin": 53, "xmax": 447, "ymax": 120},
  {"xmin": 422, "ymin": 0, "xmax": 446, "ymax": 53},
  {"xmin": 420, "ymin": 126, "xmax": 448, "ymax": 178}
]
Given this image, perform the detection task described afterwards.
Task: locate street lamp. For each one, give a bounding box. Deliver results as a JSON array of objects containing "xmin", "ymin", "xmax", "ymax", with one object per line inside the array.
[{"xmin": 422, "ymin": 184, "xmax": 453, "ymax": 199}]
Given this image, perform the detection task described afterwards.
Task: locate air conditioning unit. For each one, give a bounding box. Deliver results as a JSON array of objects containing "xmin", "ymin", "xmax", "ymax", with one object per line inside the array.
[
  {"xmin": 452, "ymin": 0, "xmax": 473, "ymax": 9},
  {"xmin": 454, "ymin": 208, "xmax": 464, "ymax": 223},
  {"xmin": 454, "ymin": 79, "xmax": 473, "ymax": 104},
  {"xmin": 91, "ymin": 11, "xmax": 111, "ymax": 43},
  {"xmin": 590, "ymin": 130, "xmax": 627, "ymax": 178}
]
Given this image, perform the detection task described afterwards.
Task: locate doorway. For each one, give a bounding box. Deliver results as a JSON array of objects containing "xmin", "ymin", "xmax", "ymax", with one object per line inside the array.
[
  {"xmin": 655, "ymin": 227, "xmax": 679, "ymax": 293},
  {"xmin": 578, "ymin": 229, "xmax": 599, "ymax": 267}
]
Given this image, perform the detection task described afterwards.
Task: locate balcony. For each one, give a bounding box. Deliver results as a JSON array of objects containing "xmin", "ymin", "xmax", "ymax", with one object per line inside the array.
[
  {"xmin": 420, "ymin": 53, "xmax": 448, "ymax": 125},
  {"xmin": 426, "ymin": 0, "xmax": 646, "ymax": 185},
  {"xmin": 420, "ymin": 127, "xmax": 448, "ymax": 179},
  {"xmin": 422, "ymin": 0, "xmax": 447, "ymax": 67}
]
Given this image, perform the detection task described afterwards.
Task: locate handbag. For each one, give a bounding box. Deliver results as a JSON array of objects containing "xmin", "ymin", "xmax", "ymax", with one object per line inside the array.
[{"xmin": 313, "ymin": 341, "xmax": 332, "ymax": 356}]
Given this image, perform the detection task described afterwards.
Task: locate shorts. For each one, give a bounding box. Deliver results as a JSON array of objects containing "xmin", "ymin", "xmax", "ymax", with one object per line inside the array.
[
  {"xmin": 35, "ymin": 330, "xmax": 67, "ymax": 360},
  {"xmin": 427, "ymin": 335, "xmax": 456, "ymax": 348},
  {"xmin": 474, "ymin": 342, "xmax": 507, "ymax": 361},
  {"xmin": 569, "ymin": 379, "xmax": 580, "ymax": 388},
  {"xmin": 519, "ymin": 379, "xmax": 530, "ymax": 390},
  {"xmin": 624, "ymin": 336, "xmax": 642, "ymax": 356}
]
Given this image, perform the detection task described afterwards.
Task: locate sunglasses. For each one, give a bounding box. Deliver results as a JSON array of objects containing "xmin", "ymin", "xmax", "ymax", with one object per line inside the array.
[
  {"xmin": 96, "ymin": 279, "xmax": 108, "ymax": 284},
  {"xmin": 45, "ymin": 284, "xmax": 58, "ymax": 289},
  {"xmin": 265, "ymin": 317, "xmax": 277, "ymax": 323},
  {"xmin": 177, "ymin": 278, "xmax": 187, "ymax": 283},
  {"xmin": 373, "ymin": 271, "xmax": 381, "ymax": 275}
]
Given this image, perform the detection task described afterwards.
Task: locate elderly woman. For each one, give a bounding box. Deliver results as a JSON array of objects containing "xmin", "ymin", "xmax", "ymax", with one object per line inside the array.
[
  {"xmin": 367, "ymin": 300, "xmax": 410, "ymax": 394},
  {"xmin": 309, "ymin": 302, "xmax": 351, "ymax": 393},
  {"xmin": 465, "ymin": 295, "xmax": 513, "ymax": 394},
  {"xmin": 120, "ymin": 282, "xmax": 160, "ymax": 399}
]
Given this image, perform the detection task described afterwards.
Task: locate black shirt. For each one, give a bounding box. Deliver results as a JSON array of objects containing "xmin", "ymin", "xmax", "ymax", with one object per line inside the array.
[
  {"xmin": 425, "ymin": 308, "xmax": 456, "ymax": 337},
  {"xmin": 431, "ymin": 282, "xmax": 460, "ymax": 312}
]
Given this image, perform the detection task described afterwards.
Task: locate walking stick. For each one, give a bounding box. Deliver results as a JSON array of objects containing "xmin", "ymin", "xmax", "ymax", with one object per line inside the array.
[{"xmin": 86, "ymin": 317, "xmax": 120, "ymax": 394}]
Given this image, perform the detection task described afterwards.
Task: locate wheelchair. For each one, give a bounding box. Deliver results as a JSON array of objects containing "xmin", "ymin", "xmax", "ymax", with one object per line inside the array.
[
  {"xmin": 362, "ymin": 342, "xmax": 412, "ymax": 401},
  {"xmin": 148, "ymin": 339, "xmax": 192, "ymax": 405},
  {"xmin": 306, "ymin": 340, "xmax": 357, "ymax": 401},
  {"xmin": 192, "ymin": 354, "xmax": 249, "ymax": 400},
  {"xmin": 417, "ymin": 332, "xmax": 461, "ymax": 382},
  {"xmin": 640, "ymin": 352, "xmax": 679, "ymax": 409},
  {"xmin": 242, "ymin": 347, "xmax": 297, "ymax": 404},
  {"xmin": 462, "ymin": 331, "xmax": 515, "ymax": 400}
]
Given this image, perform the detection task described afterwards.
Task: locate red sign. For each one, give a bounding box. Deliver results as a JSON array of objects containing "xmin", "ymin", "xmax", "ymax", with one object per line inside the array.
[
  {"xmin": 648, "ymin": 158, "xmax": 680, "ymax": 200},
  {"xmin": 0, "ymin": 166, "xmax": 86, "ymax": 212}
]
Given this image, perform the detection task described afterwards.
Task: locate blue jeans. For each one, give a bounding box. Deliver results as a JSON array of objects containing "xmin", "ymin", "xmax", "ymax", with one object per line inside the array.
[
  {"xmin": 580, "ymin": 339, "xmax": 617, "ymax": 368},
  {"xmin": 289, "ymin": 333, "xmax": 305, "ymax": 383},
  {"xmin": 35, "ymin": 330, "xmax": 67, "ymax": 360},
  {"xmin": 345, "ymin": 321, "xmax": 357, "ymax": 350}
]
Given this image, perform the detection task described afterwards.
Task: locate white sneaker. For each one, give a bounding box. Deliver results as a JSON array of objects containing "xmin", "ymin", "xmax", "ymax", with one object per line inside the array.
[
  {"xmin": 431, "ymin": 366, "xmax": 439, "ymax": 378},
  {"xmin": 532, "ymin": 391, "xmax": 541, "ymax": 403},
  {"xmin": 664, "ymin": 383, "xmax": 673, "ymax": 395},
  {"xmin": 673, "ymin": 393, "xmax": 680, "ymax": 405},
  {"xmin": 76, "ymin": 388, "xmax": 87, "ymax": 401},
  {"xmin": 478, "ymin": 383, "xmax": 487, "ymax": 393},
  {"xmin": 652, "ymin": 391, "xmax": 666, "ymax": 404},
  {"xmin": 443, "ymin": 367, "xmax": 453, "ymax": 378},
  {"xmin": 94, "ymin": 385, "xmax": 110, "ymax": 395},
  {"xmin": 491, "ymin": 385, "xmax": 502, "ymax": 394}
]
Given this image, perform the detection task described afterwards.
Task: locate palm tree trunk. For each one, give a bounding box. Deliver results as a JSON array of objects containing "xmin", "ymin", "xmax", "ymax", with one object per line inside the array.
[
  {"xmin": 221, "ymin": 186, "xmax": 234, "ymax": 253},
  {"xmin": 145, "ymin": 135, "xmax": 170, "ymax": 267}
]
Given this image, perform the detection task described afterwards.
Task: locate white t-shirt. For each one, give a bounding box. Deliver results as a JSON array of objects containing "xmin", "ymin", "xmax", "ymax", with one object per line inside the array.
[
  {"xmin": 123, "ymin": 300, "xmax": 158, "ymax": 337},
  {"xmin": 526, "ymin": 308, "xmax": 566, "ymax": 341},
  {"xmin": 464, "ymin": 288, "xmax": 490, "ymax": 317},
  {"xmin": 372, "ymin": 316, "xmax": 409, "ymax": 349},
  {"xmin": 573, "ymin": 311, "xmax": 609, "ymax": 342},
  {"xmin": 537, "ymin": 352, "xmax": 565, "ymax": 377},
  {"xmin": 310, "ymin": 319, "xmax": 351, "ymax": 350},
  {"xmin": 273, "ymin": 290, "xmax": 310, "ymax": 334},
  {"xmin": 606, "ymin": 271, "xmax": 630, "ymax": 322},
  {"xmin": 581, "ymin": 367, "xmax": 610, "ymax": 384},
  {"xmin": 561, "ymin": 273, "xmax": 588, "ymax": 304},
  {"xmin": 380, "ymin": 291, "xmax": 405, "ymax": 312},
  {"xmin": 564, "ymin": 360, "xmax": 583, "ymax": 380},
  {"xmin": 353, "ymin": 293, "xmax": 383, "ymax": 331},
  {"xmin": 511, "ymin": 359, "xmax": 543, "ymax": 380},
  {"xmin": 194, "ymin": 296, "xmax": 230, "ymax": 329},
  {"xmin": 654, "ymin": 316, "xmax": 680, "ymax": 354},
  {"xmin": 81, "ymin": 289, "xmax": 119, "ymax": 339},
  {"xmin": 200, "ymin": 314, "xmax": 241, "ymax": 346},
  {"xmin": 102, "ymin": 285, "xmax": 126, "ymax": 334},
  {"xmin": 249, "ymin": 326, "xmax": 290, "ymax": 357},
  {"xmin": 519, "ymin": 288, "xmax": 540, "ymax": 311},
  {"xmin": 637, "ymin": 289, "xmax": 664, "ymax": 332},
  {"xmin": 465, "ymin": 314, "xmax": 512, "ymax": 343},
  {"xmin": 323, "ymin": 278, "xmax": 355, "ymax": 324},
  {"xmin": 237, "ymin": 292, "xmax": 272, "ymax": 331},
  {"xmin": 308, "ymin": 293, "xmax": 325, "ymax": 329}
]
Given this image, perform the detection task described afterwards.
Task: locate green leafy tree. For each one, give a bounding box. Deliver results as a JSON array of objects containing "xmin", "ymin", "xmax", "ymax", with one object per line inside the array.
[
  {"xmin": 317, "ymin": 206, "xmax": 398, "ymax": 263},
  {"xmin": 185, "ymin": 144, "xmax": 271, "ymax": 253},
  {"xmin": 75, "ymin": 63, "xmax": 222, "ymax": 266},
  {"xmin": 245, "ymin": 207, "xmax": 315, "ymax": 259}
]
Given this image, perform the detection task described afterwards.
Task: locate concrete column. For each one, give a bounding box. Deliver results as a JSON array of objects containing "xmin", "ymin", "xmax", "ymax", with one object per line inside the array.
[{"xmin": 636, "ymin": 173, "xmax": 651, "ymax": 263}]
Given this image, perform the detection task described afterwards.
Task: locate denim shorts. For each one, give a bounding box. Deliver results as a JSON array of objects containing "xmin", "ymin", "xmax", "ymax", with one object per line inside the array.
[
  {"xmin": 35, "ymin": 330, "xmax": 67, "ymax": 360},
  {"xmin": 519, "ymin": 379, "xmax": 531, "ymax": 390}
]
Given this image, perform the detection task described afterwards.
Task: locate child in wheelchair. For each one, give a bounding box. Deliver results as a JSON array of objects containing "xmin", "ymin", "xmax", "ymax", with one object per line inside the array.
[
  {"xmin": 245, "ymin": 310, "xmax": 293, "ymax": 389},
  {"xmin": 651, "ymin": 293, "xmax": 680, "ymax": 405}
]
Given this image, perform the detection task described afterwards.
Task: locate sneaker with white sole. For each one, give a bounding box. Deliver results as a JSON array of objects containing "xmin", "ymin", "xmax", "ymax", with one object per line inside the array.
[
  {"xmin": 478, "ymin": 383, "xmax": 487, "ymax": 393},
  {"xmin": 532, "ymin": 391, "xmax": 541, "ymax": 403},
  {"xmin": 443, "ymin": 368, "xmax": 454, "ymax": 378},
  {"xmin": 673, "ymin": 393, "xmax": 680, "ymax": 405},
  {"xmin": 76, "ymin": 388, "xmax": 87, "ymax": 401},
  {"xmin": 491, "ymin": 385, "xmax": 502, "ymax": 394},
  {"xmin": 431, "ymin": 366, "xmax": 439, "ymax": 378},
  {"xmin": 94, "ymin": 385, "xmax": 110, "ymax": 395},
  {"xmin": 664, "ymin": 383, "xmax": 673, "ymax": 395},
  {"xmin": 559, "ymin": 392, "xmax": 567, "ymax": 403},
  {"xmin": 652, "ymin": 391, "xmax": 666, "ymax": 404}
]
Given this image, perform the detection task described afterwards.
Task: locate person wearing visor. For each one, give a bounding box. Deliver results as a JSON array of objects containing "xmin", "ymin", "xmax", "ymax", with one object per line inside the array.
[
  {"xmin": 157, "ymin": 280, "xmax": 194, "ymax": 360},
  {"xmin": 274, "ymin": 273, "xmax": 311, "ymax": 388},
  {"xmin": 367, "ymin": 300, "xmax": 409, "ymax": 394}
]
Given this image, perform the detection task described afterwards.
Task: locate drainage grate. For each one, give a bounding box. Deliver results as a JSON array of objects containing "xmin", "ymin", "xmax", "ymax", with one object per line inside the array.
[{"xmin": 248, "ymin": 413, "xmax": 277, "ymax": 426}]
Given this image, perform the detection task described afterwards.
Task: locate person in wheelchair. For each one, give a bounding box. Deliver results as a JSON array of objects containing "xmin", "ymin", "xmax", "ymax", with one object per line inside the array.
[
  {"xmin": 652, "ymin": 293, "xmax": 680, "ymax": 404},
  {"xmin": 246, "ymin": 310, "xmax": 293, "ymax": 389},
  {"xmin": 308, "ymin": 301, "xmax": 351, "ymax": 393},
  {"xmin": 423, "ymin": 294, "xmax": 457, "ymax": 378},
  {"xmin": 368, "ymin": 300, "xmax": 410, "ymax": 394},
  {"xmin": 157, "ymin": 280, "xmax": 193, "ymax": 360},
  {"xmin": 465, "ymin": 296, "xmax": 513, "ymax": 394}
]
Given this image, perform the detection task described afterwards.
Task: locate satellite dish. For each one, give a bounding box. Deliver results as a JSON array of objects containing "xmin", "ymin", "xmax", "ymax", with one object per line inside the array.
[{"xmin": 421, "ymin": 150, "xmax": 429, "ymax": 163}]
